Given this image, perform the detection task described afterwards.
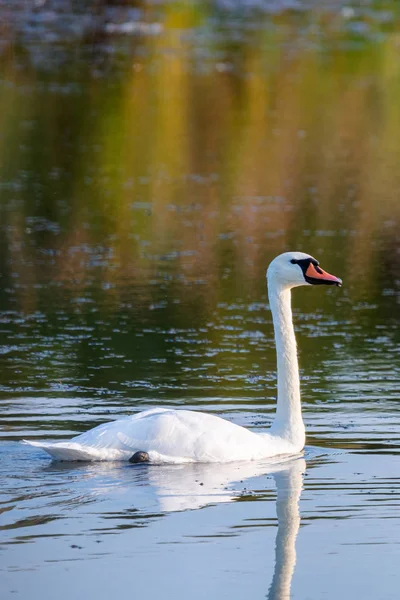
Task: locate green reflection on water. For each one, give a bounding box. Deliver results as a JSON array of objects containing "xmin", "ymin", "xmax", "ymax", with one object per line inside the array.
[{"xmin": 0, "ymin": 3, "xmax": 399, "ymax": 441}]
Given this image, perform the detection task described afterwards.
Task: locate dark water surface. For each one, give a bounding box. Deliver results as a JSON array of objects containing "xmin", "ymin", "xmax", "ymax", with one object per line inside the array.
[{"xmin": 1, "ymin": 2, "xmax": 400, "ymax": 599}]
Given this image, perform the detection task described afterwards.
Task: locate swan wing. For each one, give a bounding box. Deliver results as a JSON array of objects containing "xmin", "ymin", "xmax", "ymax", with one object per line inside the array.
[
  {"xmin": 112, "ymin": 409, "xmax": 272, "ymax": 462},
  {"xmin": 22, "ymin": 409, "xmax": 170, "ymax": 461}
]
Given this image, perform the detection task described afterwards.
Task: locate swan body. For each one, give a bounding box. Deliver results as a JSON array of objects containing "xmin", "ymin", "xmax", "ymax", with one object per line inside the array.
[
  {"xmin": 26, "ymin": 408, "xmax": 301, "ymax": 462},
  {"xmin": 24, "ymin": 252, "xmax": 341, "ymax": 463}
]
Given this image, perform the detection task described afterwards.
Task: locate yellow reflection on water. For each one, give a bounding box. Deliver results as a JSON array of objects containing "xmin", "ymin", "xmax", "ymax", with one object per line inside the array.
[{"xmin": 1, "ymin": 6, "xmax": 400, "ymax": 310}]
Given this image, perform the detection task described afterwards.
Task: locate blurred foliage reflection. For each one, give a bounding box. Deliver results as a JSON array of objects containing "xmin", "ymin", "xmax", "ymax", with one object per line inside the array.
[{"xmin": 0, "ymin": 2, "xmax": 399, "ymax": 430}]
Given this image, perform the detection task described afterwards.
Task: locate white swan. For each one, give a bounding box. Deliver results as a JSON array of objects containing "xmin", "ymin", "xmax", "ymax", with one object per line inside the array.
[{"xmin": 24, "ymin": 251, "xmax": 341, "ymax": 463}]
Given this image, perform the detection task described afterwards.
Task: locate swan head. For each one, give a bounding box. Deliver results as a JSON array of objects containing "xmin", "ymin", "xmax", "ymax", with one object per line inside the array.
[{"xmin": 267, "ymin": 251, "xmax": 342, "ymax": 290}]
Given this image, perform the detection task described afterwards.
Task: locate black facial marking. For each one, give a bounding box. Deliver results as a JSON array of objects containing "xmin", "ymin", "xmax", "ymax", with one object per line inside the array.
[
  {"xmin": 290, "ymin": 257, "xmax": 313, "ymax": 273},
  {"xmin": 290, "ymin": 257, "xmax": 319, "ymax": 266},
  {"xmin": 290, "ymin": 257, "xmax": 340, "ymax": 286}
]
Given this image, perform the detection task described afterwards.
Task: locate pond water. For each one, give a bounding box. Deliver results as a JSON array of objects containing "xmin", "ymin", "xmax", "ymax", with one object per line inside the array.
[{"xmin": 1, "ymin": 2, "xmax": 400, "ymax": 599}]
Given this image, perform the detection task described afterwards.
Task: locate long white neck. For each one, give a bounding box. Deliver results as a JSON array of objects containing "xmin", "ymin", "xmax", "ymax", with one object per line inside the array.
[{"xmin": 268, "ymin": 280, "xmax": 305, "ymax": 447}]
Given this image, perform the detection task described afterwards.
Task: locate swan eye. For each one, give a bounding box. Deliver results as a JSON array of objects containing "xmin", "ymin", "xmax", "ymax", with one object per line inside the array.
[{"xmin": 290, "ymin": 259, "xmax": 298, "ymax": 264}]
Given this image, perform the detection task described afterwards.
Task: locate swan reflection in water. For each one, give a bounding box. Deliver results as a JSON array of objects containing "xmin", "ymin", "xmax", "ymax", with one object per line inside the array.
[
  {"xmin": 144, "ymin": 456, "xmax": 305, "ymax": 599},
  {"xmin": 265, "ymin": 458, "xmax": 304, "ymax": 600},
  {"xmin": 43, "ymin": 455, "xmax": 305, "ymax": 598}
]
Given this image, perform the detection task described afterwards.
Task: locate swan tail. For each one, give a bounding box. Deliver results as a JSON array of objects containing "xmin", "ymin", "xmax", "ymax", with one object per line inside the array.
[{"xmin": 22, "ymin": 440, "xmax": 117, "ymax": 461}]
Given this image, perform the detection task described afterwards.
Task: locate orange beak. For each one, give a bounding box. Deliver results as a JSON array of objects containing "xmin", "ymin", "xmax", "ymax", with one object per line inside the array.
[{"xmin": 305, "ymin": 263, "xmax": 342, "ymax": 286}]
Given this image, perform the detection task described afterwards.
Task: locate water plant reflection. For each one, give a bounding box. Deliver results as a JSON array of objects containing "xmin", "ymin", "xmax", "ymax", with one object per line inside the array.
[{"xmin": 1, "ymin": 4, "xmax": 400, "ymax": 315}]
